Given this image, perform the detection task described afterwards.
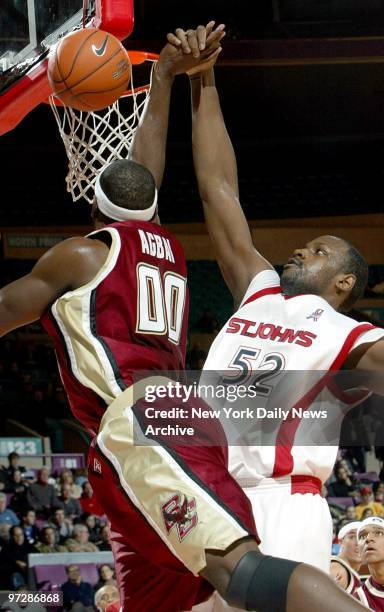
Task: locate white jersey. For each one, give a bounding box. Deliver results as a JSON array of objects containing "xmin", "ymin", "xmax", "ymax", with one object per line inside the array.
[{"xmin": 203, "ymin": 269, "xmax": 384, "ymax": 486}]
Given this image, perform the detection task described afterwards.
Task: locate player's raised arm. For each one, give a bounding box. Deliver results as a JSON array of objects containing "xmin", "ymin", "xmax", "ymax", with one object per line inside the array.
[
  {"xmin": 191, "ymin": 68, "xmax": 274, "ymax": 305},
  {"xmin": 129, "ymin": 24, "xmax": 224, "ymax": 191},
  {"xmin": 346, "ymin": 339, "xmax": 384, "ymax": 395}
]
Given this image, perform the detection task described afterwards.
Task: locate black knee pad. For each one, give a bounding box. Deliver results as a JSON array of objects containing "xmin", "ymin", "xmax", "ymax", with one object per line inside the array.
[{"xmin": 226, "ymin": 551, "xmax": 300, "ymax": 611}]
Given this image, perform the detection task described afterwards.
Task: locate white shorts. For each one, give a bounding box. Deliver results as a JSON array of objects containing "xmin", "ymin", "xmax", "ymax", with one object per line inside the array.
[{"xmin": 192, "ymin": 476, "xmax": 332, "ymax": 612}]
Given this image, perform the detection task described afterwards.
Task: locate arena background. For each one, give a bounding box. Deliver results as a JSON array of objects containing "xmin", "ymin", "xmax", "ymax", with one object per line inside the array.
[{"xmin": 1, "ymin": 0, "xmax": 384, "ymax": 607}]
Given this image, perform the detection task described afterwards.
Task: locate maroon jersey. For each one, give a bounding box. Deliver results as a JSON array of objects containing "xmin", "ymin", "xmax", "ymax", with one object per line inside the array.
[
  {"xmin": 41, "ymin": 221, "xmax": 189, "ymax": 434},
  {"xmin": 356, "ymin": 577, "xmax": 384, "ymax": 610}
]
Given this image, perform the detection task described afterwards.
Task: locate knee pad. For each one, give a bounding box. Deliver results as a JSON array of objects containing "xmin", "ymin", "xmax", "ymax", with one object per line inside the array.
[{"xmin": 225, "ymin": 551, "xmax": 299, "ymax": 611}]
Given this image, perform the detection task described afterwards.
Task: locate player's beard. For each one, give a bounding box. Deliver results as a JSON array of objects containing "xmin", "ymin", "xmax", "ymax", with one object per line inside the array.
[{"xmin": 280, "ymin": 265, "xmax": 327, "ymax": 296}]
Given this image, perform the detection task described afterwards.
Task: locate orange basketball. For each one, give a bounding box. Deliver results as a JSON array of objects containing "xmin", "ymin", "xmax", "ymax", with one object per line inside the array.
[{"xmin": 47, "ymin": 28, "xmax": 131, "ymax": 111}]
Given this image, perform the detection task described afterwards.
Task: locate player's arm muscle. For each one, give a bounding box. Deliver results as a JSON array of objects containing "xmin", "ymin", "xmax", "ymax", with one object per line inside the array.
[
  {"xmin": 0, "ymin": 237, "xmax": 108, "ymax": 336},
  {"xmin": 191, "ymin": 69, "xmax": 273, "ymax": 304},
  {"xmin": 330, "ymin": 561, "xmax": 349, "ymax": 590},
  {"xmin": 128, "ymin": 60, "xmax": 173, "ymax": 190}
]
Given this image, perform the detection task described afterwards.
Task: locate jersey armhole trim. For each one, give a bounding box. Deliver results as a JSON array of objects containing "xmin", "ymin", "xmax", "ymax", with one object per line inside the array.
[
  {"xmin": 330, "ymin": 323, "xmax": 376, "ymax": 371},
  {"xmin": 242, "ymin": 286, "xmax": 281, "ymax": 307}
]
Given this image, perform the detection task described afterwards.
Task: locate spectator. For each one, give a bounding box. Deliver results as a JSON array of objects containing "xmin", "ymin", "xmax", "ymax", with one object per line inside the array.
[
  {"xmin": 338, "ymin": 505, "xmax": 358, "ymax": 530},
  {"xmin": 58, "ymin": 470, "xmax": 82, "ymax": 499},
  {"xmin": 373, "ymin": 481, "xmax": 384, "ymax": 500},
  {"xmin": 81, "ymin": 513, "xmax": 99, "ymax": 543},
  {"xmin": 61, "ymin": 565, "xmax": 94, "ymax": 612},
  {"xmin": 36, "ymin": 527, "xmax": 67, "ymax": 553},
  {"xmin": 0, "ymin": 523, "xmax": 11, "ymax": 548},
  {"xmin": 355, "ymin": 486, "xmax": 384, "ymax": 519},
  {"xmin": 0, "ymin": 526, "xmax": 37, "ymax": 589},
  {"xmin": 345, "ymin": 506, "xmax": 357, "ymax": 521},
  {"xmin": 327, "ymin": 466, "xmax": 357, "ymax": 498},
  {"xmin": 48, "ymin": 509, "xmax": 73, "ymax": 544},
  {"xmin": 73, "ymin": 469, "xmax": 88, "ymax": 488},
  {"xmin": 3, "ymin": 453, "xmax": 26, "ymax": 481},
  {"xmin": 5, "ymin": 469, "xmax": 28, "ymax": 494},
  {"xmin": 94, "ymin": 585, "xmax": 119, "ymax": 612},
  {"xmin": 21, "ymin": 510, "xmax": 38, "ymax": 545},
  {"xmin": 362, "ymin": 507, "xmax": 374, "ymax": 519},
  {"xmin": 58, "ymin": 484, "xmax": 82, "ymax": 520},
  {"xmin": 26, "ymin": 467, "xmax": 62, "ymax": 518},
  {"xmin": 0, "ymin": 492, "xmax": 19, "ymax": 527},
  {"xmin": 335, "ymin": 458, "xmax": 355, "ymax": 479},
  {"xmin": 96, "ymin": 524, "xmax": 112, "ymax": 552},
  {"xmin": 64, "ymin": 524, "xmax": 99, "ymax": 553},
  {"xmin": 79, "ymin": 482, "xmax": 104, "ymax": 518},
  {"xmin": 9, "ymin": 476, "xmax": 29, "ymax": 517},
  {"xmin": 94, "ymin": 564, "xmax": 116, "ymax": 593},
  {"xmin": 0, "ymin": 469, "xmax": 7, "ymax": 492}
]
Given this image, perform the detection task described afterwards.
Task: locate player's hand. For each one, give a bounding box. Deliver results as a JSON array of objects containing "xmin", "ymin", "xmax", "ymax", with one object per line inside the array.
[
  {"xmin": 157, "ymin": 22, "xmax": 225, "ymax": 78},
  {"xmin": 169, "ymin": 22, "xmax": 225, "ymax": 76}
]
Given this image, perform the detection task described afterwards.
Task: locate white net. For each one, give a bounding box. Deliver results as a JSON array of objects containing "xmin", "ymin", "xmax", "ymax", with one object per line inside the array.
[{"xmin": 49, "ymin": 59, "xmax": 155, "ymax": 204}]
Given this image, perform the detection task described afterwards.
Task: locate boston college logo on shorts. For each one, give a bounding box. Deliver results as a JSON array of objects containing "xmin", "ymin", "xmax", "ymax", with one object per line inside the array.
[
  {"xmin": 162, "ymin": 493, "xmax": 198, "ymax": 542},
  {"xmin": 93, "ymin": 458, "xmax": 102, "ymax": 474}
]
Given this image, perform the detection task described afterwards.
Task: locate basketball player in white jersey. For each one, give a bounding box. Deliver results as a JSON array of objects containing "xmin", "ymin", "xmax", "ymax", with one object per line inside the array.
[
  {"xmin": 186, "ymin": 50, "xmax": 384, "ymax": 611},
  {"xmin": 331, "ymin": 522, "xmax": 362, "ymax": 595}
]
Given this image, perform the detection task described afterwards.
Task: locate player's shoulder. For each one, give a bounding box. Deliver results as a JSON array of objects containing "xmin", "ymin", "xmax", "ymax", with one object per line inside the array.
[
  {"xmin": 53, "ymin": 235, "xmax": 109, "ymax": 261},
  {"xmin": 239, "ymin": 269, "xmax": 281, "ymax": 307}
]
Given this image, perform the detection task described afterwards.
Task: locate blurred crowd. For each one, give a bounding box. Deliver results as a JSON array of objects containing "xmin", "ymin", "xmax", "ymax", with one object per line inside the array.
[{"xmin": 0, "ymin": 452, "xmax": 112, "ymax": 596}]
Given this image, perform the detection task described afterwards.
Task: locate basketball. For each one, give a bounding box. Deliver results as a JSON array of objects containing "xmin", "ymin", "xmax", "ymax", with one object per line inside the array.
[{"xmin": 47, "ymin": 28, "xmax": 131, "ymax": 111}]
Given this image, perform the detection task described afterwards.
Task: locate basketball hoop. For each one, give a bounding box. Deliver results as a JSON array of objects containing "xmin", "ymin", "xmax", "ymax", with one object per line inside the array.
[{"xmin": 48, "ymin": 50, "xmax": 159, "ymax": 204}]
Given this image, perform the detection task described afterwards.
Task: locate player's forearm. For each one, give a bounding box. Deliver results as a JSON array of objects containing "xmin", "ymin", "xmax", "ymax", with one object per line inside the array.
[
  {"xmin": 129, "ymin": 63, "xmax": 174, "ymax": 190},
  {"xmin": 191, "ymin": 69, "xmax": 272, "ymax": 302},
  {"xmin": 191, "ymin": 69, "xmax": 239, "ymax": 199}
]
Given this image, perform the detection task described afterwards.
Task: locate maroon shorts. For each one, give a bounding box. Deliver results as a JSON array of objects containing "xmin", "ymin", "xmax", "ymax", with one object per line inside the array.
[{"xmin": 87, "ymin": 385, "xmax": 258, "ymax": 611}]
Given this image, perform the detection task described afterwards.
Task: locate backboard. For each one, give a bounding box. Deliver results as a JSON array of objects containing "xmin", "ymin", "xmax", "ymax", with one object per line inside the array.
[{"xmin": 0, "ymin": 0, "xmax": 134, "ymax": 135}]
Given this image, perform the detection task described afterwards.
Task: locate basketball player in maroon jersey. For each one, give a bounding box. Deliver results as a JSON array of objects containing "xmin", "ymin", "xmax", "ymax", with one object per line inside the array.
[
  {"xmin": 331, "ymin": 522, "xmax": 362, "ymax": 595},
  {"xmin": 0, "ymin": 23, "xmax": 370, "ymax": 612},
  {"xmin": 355, "ymin": 517, "xmax": 384, "ymax": 609}
]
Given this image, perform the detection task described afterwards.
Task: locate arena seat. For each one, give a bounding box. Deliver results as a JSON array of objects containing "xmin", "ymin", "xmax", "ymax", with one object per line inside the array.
[
  {"xmin": 355, "ymin": 471, "xmax": 379, "ymax": 483},
  {"xmin": 327, "ymin": 496, "xmax": 354, "ymax": 508}
]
